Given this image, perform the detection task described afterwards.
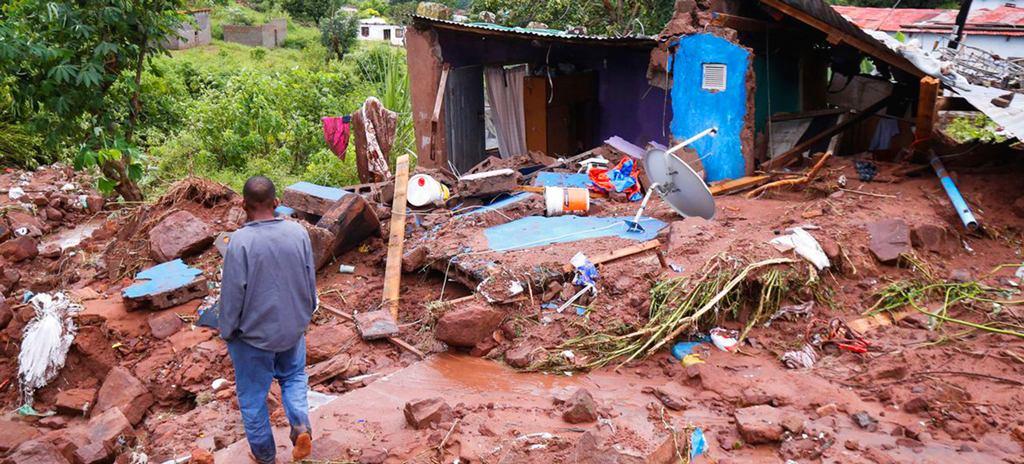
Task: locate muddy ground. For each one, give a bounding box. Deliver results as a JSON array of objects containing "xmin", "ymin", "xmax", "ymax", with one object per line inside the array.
[{"xmin": 1, "ymin": 148, "xmax": 1024, "ymax": 464}]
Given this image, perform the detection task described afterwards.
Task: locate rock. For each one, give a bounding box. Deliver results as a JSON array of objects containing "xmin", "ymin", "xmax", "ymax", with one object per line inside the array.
[
  {"xmin": 851, "ymin": 411, "xmax": 878, "ymax": 431},
  {"xmin": 641, "ymin": 387, "xmax": 686, "ymax": 411},
  {"xmin": 55, "ymin": 388, "xmax": 97, "ymax": 416},
  {"xmin": 433, "ymin": 302, "xmax": 505, "ymax": 347},
  {"xmin": 0, "ymin": 294, "xmax": 10, "ymax": 330},
  {"xmin": 866, "ymin": 218, "xmax": 910, "ymax": 264},
  {"xmin": 92, "ymin": 366, "xmax": 154, "ymax": 425},
  {"xmin": 819, "ymin": 236, "xmax": 840, "ymax": 261},
  {"xmin": 190, "ymin": 449, "xmax": 214, "ymax": 464},
  {"xmin": 358, "ymin": 449, "xmax": 388, "ymax": 464},
  {"xmin": 1013, "ymin": 197, "xmax": 1024, "ymax": 219},
  {"xmin": 64, "ymin": 407, "xmax": 134, "ymax": 463},
  {"xmin": 903, "ymin": 397, "xmax": 929, "ymax": 414},
  {"xmin": 911, "ymin": 223, "xmax": 957, "ymax": 256},
  {"xmin": 147, "ymin": 312, "xmax": 183, "ymax": 339},
  {"xmin": 734, "ymin": 405, "xmax": 786, "ymax": 444},
  {"xmin": 42, "ymin": 207, "xmax": 63, "ymax": 223},
  {"xmin": 542, "ymin": 281, "xmax": 562, "ymax": 303},
  {"xmin": 148, "ymin": 210, "xmax": 214, "ymax": 262},
  {"xmin": 225, "ymin": 207, "xmax": 246, "ymax": 228},
  {"xmin": 2, "ymin": 440, "xmax": 70, "ymax": 464},
  {"xmin": 0, "ymin": 236, "xmax": 38, "ymax": 262},
  {"xmin": 353, "ymin": 310, "xmax": 398, "ymax": 341},
  {"xmin": 1012, "ymin": 425, "xmax": 1024, "ymax": 447},
  {"xmin": 780, "ymin": 414, "xmax": 805, "ymax": 434},
  {"xmin": 949, "ymin": 269, "xmax": 974, "ymax": 282},
  {"xmin": 85, "ymin": 195, "xmax": 105, "ymax": 214},
  {"xmin": 306, "ymin": 323, "xmax": 357, "ymax": 363},
  {"xmin": 0, "ymin": 420, "xmax": 40, "ymax": 453},
  {"xmin": 38, "ymin": 244, "xmax": 60, "ymax": 259},
  {"xmin": 72, "ymin": 442, "xmax": 108, "ymax": 464},
  {"xmin": 505, "ymin": 342, "xmax": 538, "ymax": 369},
  {"xmin": 314, "ymin": 194, "xmax": 381, "ymax": 270},
  {"xmin": 403, "ymin": 398, "xmax": 452, "ymax": 429},
  {"xmin": 38, "ymin": 416, "xmax": 68, "ymax": 430},
  {"xmin": 470, "ymin": 338, "xmax": 497, "ymax": 357},
  {"xmin": 402, "ymin": 246, "xmax": 427, "ymax": 273},
  {"xmin": 844, "ymin": 439, "xmax": 860, "ymax": 450},
  {"xmin": 457, "ymin": 169, "xmax": 518, "ymax": 197},
  {"xmin": 562, "ymin": 388, "xmax": 598, "ymax": 423},
  {"xmin": 7, "ymin": 211, "xmax": 45, "ymax": 237},
  {"xmin": 0, "ymin": 222, "xmax": 9, "ymax": 244},
  {"xmin": 815, "ymin": 403, "xmax": 838, "ymax": 417}
]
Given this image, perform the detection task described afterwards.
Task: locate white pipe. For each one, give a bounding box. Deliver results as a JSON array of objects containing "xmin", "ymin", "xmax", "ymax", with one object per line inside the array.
[{"xmin": 666, "ymin": 127, "xmax": 718, "ymax": 156}]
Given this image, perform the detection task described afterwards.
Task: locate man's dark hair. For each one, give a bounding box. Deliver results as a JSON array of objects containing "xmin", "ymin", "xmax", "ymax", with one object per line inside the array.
[{"xmin": 243, "ymin": 175, "xmax": 276, "ymax": 208}]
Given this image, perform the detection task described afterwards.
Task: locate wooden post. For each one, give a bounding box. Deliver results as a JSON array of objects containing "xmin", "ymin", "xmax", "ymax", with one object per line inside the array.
[
  {"xmin": 383, "ymin": 155, "xmax": 410, "ymax": 320},
  {"xmin": 914, "ymin": 77, "xmax": 940, "ymax": 151}
]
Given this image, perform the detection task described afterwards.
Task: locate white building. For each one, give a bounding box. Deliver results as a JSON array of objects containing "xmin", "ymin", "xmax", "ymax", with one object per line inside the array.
[{"xmin": 357, "ymin": 17, "xmax": 405, "ymax": 47}]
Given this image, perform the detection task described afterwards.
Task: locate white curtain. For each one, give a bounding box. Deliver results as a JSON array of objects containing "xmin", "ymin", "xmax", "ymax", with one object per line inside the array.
[{"xmin": 485, "ymin": 65, "xmax": 528, "ymax": 158}]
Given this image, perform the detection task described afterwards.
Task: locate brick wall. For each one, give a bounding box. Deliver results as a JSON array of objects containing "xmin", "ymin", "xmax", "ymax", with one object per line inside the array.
[{"xmin": 223, "ymin": 19, "xmax": 288, "ymax": 48}]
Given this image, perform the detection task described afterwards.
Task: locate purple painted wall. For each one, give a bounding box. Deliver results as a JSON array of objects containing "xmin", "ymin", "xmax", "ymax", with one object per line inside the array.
[{"xmin": 434, "ymin": 30, "xmax": 671, "ymax": 150}]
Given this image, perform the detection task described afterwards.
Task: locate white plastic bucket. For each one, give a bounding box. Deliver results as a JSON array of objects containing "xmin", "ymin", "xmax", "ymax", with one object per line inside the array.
[
  {"xmin": 544, "ymin": 187, "xmax": 590, "ymax": 216},
  {"xmin": 407, "ymin": 174, "xmax": 450, "ymax": 207}
]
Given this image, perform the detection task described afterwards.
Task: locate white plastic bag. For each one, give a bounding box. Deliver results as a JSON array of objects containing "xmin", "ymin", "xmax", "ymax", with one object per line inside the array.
[
  {"xmin": 18, "ymin": 293, "xmax": 80, "ymax": 404},
  {"xmin": 769, "ymin": 228, "xmax": 830, "ymax": 271}
]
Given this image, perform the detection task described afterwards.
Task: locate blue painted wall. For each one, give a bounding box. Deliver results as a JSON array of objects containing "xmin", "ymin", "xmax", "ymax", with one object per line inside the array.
[{"xmin": 670, "ymin": 34, "xmax": 750, "ymax": 182}]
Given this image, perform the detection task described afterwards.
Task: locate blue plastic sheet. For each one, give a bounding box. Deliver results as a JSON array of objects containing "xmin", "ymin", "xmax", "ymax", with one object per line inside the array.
[
  {"xmin": 672, "ymin": 342, "xmax": 704, "ymax": 360},
  {"xmin": 484, "ymin": 216, "xmax": 666, "ymax": 251},
  {"xmin": 690, "ymin": 428, "xmax": 708, "ymax": 459},
  {"xmin": 122, "ymin": 259, "xmax": 203, "ymax": 299},
  {"xmin": 533, "ymin": 172, "xmax": 590, "ymax": 188}
]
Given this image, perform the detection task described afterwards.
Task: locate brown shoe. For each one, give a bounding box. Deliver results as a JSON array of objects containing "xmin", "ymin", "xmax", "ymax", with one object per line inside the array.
[{"xmin": 292, "ymin": 432, "xmax": 311, "ymax": 461}]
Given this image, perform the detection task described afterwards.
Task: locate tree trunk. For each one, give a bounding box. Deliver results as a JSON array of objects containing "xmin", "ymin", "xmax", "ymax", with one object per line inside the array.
[
  {"xmin": 126, "ymin": 31, "xmax": 149, "ymax": 144},
  {"xmin": 100, "ymin": 159, "xmax": 144, "ymax": 202}
]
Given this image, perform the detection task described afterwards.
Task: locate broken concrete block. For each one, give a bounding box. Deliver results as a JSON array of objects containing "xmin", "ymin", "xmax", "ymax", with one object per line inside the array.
[
  {"xmin": 314, "ymin": 193, "xmax": 381, "ymax": 269},
  {"xmin": 54, "ymin": 388, "xmax": 97, "ymax": 416},
  {"xmin": 122, "ymin": 259, "xmax": 208, "ymax": 311},
  {"xmin": 148, "ymin": 312, "xmax": 183, "ymax": 339},
  {"xmin": 281, "ymin": 181, "xmax": 349, "ymax": 218},
  {"xmin": 866, "ymin": 218, "xmax": 911, "ymax": 265},
  {"xmin": 0, "ymin": 236, "xmax": 38, "ymax": 262},
  {"xmin": 911, "ymin": 223, "xmax": 957, "ymax": 256},
  {"xmin": 433, "ymin": 302, "xmax": 505, "ymax": 347},
  {"xmin": 91, "ymin": 366, "xmax": 154, "ymax": 425},
  {"xmin": 297, "ymin": 220, "xmax": 336, "ymax": 271},
  {"xmin": 735, "ymin": 405, "xmax": 786, "ymax": 444},
  {"xmin": 148, "ymin": 210, "xmax": 214, "ymax": 262},
  {"xmin": 402, "ymin": 246, "xmax": 427, "ymax": 273},
  {"xmin": 305, "ymin": 323, "xmax": 358, "ymax": 363},
  {"xmin": 458, "ymin": 169, "xmax": 518, "ymax": 197},
  {"xmin": 353, "ymin": 310, "xmax": 398, "ymax": 340},
  {"xmin": 562, "ymin": 388, "xmax": 598, "ymax": 423},
  {"xmin": 403, "ymin": 398, "xmax": 452, "ymax": 429}
]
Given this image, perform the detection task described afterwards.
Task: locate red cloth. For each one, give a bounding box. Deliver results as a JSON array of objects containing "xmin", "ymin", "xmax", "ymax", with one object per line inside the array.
[{"xmin": 322, "ymin": 116, "xmax": 350, "ymax": 160}]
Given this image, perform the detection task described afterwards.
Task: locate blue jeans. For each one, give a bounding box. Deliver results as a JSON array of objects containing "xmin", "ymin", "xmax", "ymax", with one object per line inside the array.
[{"xmin": 227, "ymin": 336, "xmax": 312, "ymax": 463}]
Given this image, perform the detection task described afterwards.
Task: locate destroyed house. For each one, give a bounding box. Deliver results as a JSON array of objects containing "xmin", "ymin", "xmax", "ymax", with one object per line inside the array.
[{"xmin": 405, "ymin": 16, "xmax": 670, "ymax": 174}]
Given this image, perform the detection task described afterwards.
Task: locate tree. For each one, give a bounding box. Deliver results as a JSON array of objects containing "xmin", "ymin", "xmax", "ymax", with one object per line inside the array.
[
  {"xmin": 471, "ymin": 0, "xmax": 675, "ymax": 37},
  {"xmin": 320, "ymin": 10, "xmax": 361, "ymax": 63},
  {"xmin": 0, "ymin": 0, "xmax": 187, "ymax": 201}
]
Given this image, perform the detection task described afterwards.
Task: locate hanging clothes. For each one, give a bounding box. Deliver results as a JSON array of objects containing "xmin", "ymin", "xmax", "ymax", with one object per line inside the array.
[
  {"xmin": 485, "ymin": 65, "xmax": 528, "ymax": 159},
  {"xmin": 322, "ymin": 116, "xmax": 351, "ymax": 160},
  {"xmin": 352, "ymin": 97, "xmax": 397, "ymax": 184}
]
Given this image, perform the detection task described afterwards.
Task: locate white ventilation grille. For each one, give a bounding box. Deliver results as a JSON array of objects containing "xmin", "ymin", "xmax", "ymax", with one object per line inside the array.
[{"xmin": 702, "ymin": 63, "xmax": 727, "ymax": 91}]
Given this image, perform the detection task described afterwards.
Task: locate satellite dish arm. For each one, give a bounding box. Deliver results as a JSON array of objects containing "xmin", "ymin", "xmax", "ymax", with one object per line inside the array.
[{"xmin": 666, "ymin": 127, "xmax": 718, "ymax": 156}]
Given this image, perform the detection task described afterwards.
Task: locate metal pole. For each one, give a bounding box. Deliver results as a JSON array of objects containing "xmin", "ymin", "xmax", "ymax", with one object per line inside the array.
[
  {"xmin": 949, "ymin": 0, "xmax": 973, "ymax": 50},
  {"xmin": 929, "ymin": 154, "xmax": 978, "ymax": 231}
]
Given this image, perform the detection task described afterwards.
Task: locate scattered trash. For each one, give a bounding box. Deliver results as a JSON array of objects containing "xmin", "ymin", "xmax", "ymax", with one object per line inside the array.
[
  {"xmin": 765, "ymin": 301, "xmax": 814, "ymax": 327},
  {"xmin": 682, "ymin": 354, "xmax": 704, "ymax": 367},
  {"xmin": 690, "ymin": 428, "xmax": 708, "ymax": 460},
  {"xmin": 769, "ymin": 227, "xmax": 830, "ymax": 271},
  {"xmin": 8, "ymin": 186, "xmax": 26, "ymax": 200},
  {"xmin": 671, "ymin": 342, "xmax": 703, "ymax": 360},
  {"xmin": 854, "ymin": 160, "xmax": 878, "ymax": 181},
  {"xmin": 408, "ymin": 174, "xmax": 450, "ymax": 207},
  {"xmin": 18, "ymin": 292, "xmax": 81, "ymax": 405},
  {"xmin": 338, "ymin": 264, "xmax": 356, "ymax": 274},
  {"xmin": 14, "ymin": 227, "xmax": 29, "ymax": 237},
  {"xmin": 781, "ymin": 344, "xmax": 817, "ymax": 369},
  {"xmin": 556, "ymin": 284, "xmax": 596, "ymax": 313},
  {"xmin": 837, "ymin": 173, "xmax": 847, "ymax": 188},
  {"xmin": 22, "ymin": 291, "xmax": 35, "ymax": 303},
  {"xmin": 587, "ymin": 157, "xmax": 642, "ymax": 201},
  {"xmin": 669, "ymin": 263, "xmax": 684, "ymax": 272},
  {"xmin": 570, "ymin": 252, "xmax": 598, "ymax": 287},
  {"xmin": 806, "ymin": 318, "xmax": 878, "ymax": 354},
  {"xmin": 544, "ymin": 186, "xmax": 590, "ymax": 216},
  {"xmin": 709, "ymin": 328, "xmax": 738, "ymax": 353},
  {"xmin": 508, "ymin": 281, "xmax": 524, "ymax": 296},
  {"xmin": 211, "ymin": 378, "xmax": 228, "ymax": 391}
]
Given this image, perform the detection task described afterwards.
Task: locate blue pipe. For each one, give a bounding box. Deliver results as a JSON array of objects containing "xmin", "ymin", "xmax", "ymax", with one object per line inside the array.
[{"xmin": 929, "ymin": 155, "xmax": 979, "ymax": 231}]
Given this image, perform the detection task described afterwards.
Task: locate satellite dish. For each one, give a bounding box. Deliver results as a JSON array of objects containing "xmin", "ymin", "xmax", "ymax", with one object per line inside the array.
[{"xmin": 642, "ymin": 147, "xmax": 716, "ymax": 221}]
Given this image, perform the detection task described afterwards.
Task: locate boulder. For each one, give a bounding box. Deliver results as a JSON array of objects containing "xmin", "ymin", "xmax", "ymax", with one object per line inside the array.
[
  {"xmin": 0, "ymin": 236, "xmax": 38, "ymax": 262},
  {"xmin": 911, "ymin": 224, "xmax": 958, "ymax": 256},
  {"xmin": 314, "ymin": 194, "xmax": 381, "ymax": 270},
  {"xmin": 734, "ymin": 405, "xmax": 786, "ymax": 444},
  {"xmin": 6, "ymin": 211, "xmax": 45, "ymax": 237},
  {"xmin": 866, "ymin": 218, "xmax": 910, "ymax": 264},
  {"xmin": 562, "ymin": 388, "xmax": 598, "ymax": 423},
  {"xmin": 148, "ymin": 211, "xmax": 214, "ymax": 262},
  {"xmin": 85, "ymin": 195, "xmax": 105, "ymax": 214},
  {"xmin": 83, "ymin": 407, "xmax": 134, "ymax": 457},
  {"xmin": 1, "ymin": 440, "xmax": 70, "ymax": 464},
  {"xmin": 433, "ymin": 303, "xmax": 504, "ymax": 347},
  {"xmin": 92, "ymin": 366, "xmax": 153, "ymax": 425},
  {"xmin": 55, "ymin": 388, "xmax": 97, "ymax": 416},
  {"xmin": 148, "ymin": 312, "xmax": 183, "ymax": 339},
  {"xmin": 42, "ymin": 207, "xmax": 63, "ymax": 223},
  {"xmin": 0, "ymin": 420, "xmax": 40, "ymax": 453},
  {"xmin": 403, "ymin": 398, "xmax": 452, "ymax": 429}
]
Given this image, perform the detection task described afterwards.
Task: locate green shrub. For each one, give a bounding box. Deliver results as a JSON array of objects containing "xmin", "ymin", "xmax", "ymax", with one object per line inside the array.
[
  {"xmin": 250, "ymin": 47, "xmax": 268, "ymax": 61},
  {"xmin": 942, "ymin": 114, "xmax": 1008, "ymax": 144}
]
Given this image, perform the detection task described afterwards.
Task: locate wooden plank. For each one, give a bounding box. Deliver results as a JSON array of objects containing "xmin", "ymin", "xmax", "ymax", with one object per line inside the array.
[
  {"xmin": 770, "ymin": 108, "xmax": 848, "ymax": 122},
  {"xmin": 321, "ymin": 304, "xmax": 425, "ymax": 359},
  {"xmin": 514, "ymin": 185, "xmax": 608, "ymax": 198},
  {"xmin": 709, "ymin": 176, "xmax": 771, "ymax": 195},
  {"xmin": 383, "ymin": 155, "xmax": 411, "ymax": 320},
  {"xmin": 847, "ymin": 309, "xmax": 915, "ymax": 333},
  {"xmin": 759, "ymin": 0, "xmax": 924, "ymax": 78},
  {"xmin": 914, "ymin": 77, "xmax": 940, "ymax": 151},
  {"xmin": 562, "ymin": 239, "xmax": 663, "ymax": 274},
  {"xmin": 762, "ymin": 95, "xmax": 894, "ymax": 170},
  {"xmin": 431, "ymin": 64, "xmax": 450, "ymax": 124}
]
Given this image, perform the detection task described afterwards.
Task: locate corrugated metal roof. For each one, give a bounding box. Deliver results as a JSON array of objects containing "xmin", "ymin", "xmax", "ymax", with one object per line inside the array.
[
  {"xmin": 410, "ymin": 15, "xmax": 656, "ymax": 47},
  {"xmin": 833, "ymin": 5, "xmax": 1024, "ymax": 37},
  {"xmin": 831, "ymin": 6, "xmax": 944, "ymax": 32}
]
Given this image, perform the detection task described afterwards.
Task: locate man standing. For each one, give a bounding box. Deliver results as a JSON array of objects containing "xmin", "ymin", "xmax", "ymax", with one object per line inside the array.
[{"xmin": 220, "ymin": 176, "xmax": 316, "ymax": 463}]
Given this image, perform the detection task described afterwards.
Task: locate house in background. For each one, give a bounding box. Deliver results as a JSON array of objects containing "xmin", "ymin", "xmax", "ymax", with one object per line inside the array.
[
  {"xmin": 358, "ymin": 17, "xmax": 406, "ymax": 46},
  {"xmin": 162, "ymin": 9, "xmax": 212, "ymax": 50},
  {"xmin": 834, "ymin": 4, "xmax": 1024, "ymax": 60}
]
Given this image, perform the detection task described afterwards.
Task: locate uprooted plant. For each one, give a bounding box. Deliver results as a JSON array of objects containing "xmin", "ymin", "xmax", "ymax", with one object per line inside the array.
[{"xmin": 524, "ymin": 256, "xmax": 831, "ymax": 372}]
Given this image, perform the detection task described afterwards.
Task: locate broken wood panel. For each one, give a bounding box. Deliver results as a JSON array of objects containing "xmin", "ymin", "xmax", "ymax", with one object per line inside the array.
[
  {"xmin": 383, "ymin": 155, "xmax": 411, "ymax": 320},
  {"xmin": 709, "ymin": 176, "xmax": 771, "ymax": 195},
  {"xmin": 914, "ymin": 77, "xmax": 940, "ymax": 151},
  {"xmin": 445, "ymin": 65, "xmax": 488, "ymax": 174}
]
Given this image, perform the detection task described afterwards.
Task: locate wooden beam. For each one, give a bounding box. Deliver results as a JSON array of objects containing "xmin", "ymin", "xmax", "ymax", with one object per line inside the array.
[
  {"xmin": 762, "ymin": 95, "xmax": 894, "ymax": 170},
  {"xmin": 709, "ymin": 176, "xmax": 771, "ymax": 195},
  {"xmin": 383, "ymin": 155, "xmax": 411, "ymax": 320},
  {"xmin": 429, "ymin": 64, "xmax": 450, "ymax": 162},
  {"xmin": 320, "ymin": 303, "xmax": 425, "ymax": 360},
  {"xmin": 561, "ymin": 239, "xmax": 663, "ymax": 274},
  {"xmin": 759, "ymin": 0, "xmax": 924, "ymax": 78},
  {"xmin": 914, "ymin": 77, "xmax": 940, "ymax": 151},
  {"xmin": 770, "ymin": 108, "xmax": 848, "ymax": 122}
]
